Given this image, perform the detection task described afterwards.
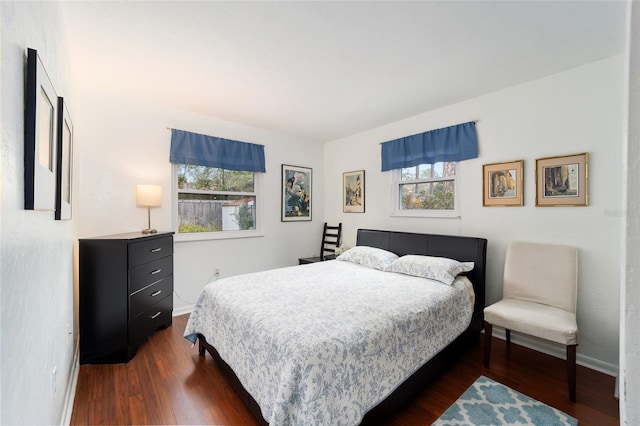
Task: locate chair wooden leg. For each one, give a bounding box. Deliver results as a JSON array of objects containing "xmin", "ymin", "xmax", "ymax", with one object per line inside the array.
[
  {"xmin": 506, "ymin": 329, "xmax": 511, "ymax": 343},
  {"xmin": 567, "ymin": 344, "xmax": 577, "ymax": 402},
  {"xmin": 484, "ymin": 321, "xmax": 493, "ymax": 368}
]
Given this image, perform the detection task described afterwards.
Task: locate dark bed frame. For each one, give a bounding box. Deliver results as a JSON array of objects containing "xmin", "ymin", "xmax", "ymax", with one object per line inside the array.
[{"xmin": 196, "ymin": 229, "xmax": 487, "ymax": 425}]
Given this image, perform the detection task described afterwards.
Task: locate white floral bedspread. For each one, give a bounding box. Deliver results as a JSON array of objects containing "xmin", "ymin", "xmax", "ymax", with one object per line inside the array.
[{"xmin": 184, "ymin": 260, "xmax": 474, "ymax": 426}]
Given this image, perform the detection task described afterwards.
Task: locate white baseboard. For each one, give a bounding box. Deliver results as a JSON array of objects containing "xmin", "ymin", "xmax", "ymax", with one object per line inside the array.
[
  {"xmin": 487, "ymin": 328, "xmax": 619, "ymax": 377},
  {"xmin": 60, "ymin": 342, "xmax": 80, "ymax": 425},
  {"xmin": 173, "ymin": 304, "xmax": 194, "ymax": 317},
  {"xmin": 60, "ymin": 307, "xmax": 191, "ymax": 425}
]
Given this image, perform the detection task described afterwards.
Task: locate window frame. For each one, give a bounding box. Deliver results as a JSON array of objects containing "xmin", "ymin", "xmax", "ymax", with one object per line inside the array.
[
  {"xmin": 389, "ymin": 162, "xmax": 461, "ymax": 218},
  {"xmin": 172, "ymin": 164, "xmax": 264, "ymax": 242}
]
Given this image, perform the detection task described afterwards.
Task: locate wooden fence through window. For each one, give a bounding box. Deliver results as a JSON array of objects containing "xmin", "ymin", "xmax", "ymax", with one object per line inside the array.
[{"xmin": 178, "ymin": 200, "xmax": 222, "ymax": 229}]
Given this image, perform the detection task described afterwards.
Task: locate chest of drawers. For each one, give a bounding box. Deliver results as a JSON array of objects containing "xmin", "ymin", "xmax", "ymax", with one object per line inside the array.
[{"xmin": 79, "ymin": 232, "xmax": 174, "ymax": 364}]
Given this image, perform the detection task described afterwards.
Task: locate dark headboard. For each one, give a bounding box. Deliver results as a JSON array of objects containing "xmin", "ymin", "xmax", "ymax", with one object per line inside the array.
[{"xmin": 356, "ymin": 229, "xmax": 487, "ymax": 329}]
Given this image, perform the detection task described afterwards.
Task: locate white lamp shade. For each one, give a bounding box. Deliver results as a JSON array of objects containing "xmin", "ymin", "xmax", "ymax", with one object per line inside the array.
[{"xmin": 136, "ymin": 184, "xmax": 162, "ymax": 207}]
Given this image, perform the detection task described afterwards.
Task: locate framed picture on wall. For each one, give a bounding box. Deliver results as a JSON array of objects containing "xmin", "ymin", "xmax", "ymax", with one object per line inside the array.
[
  {"xmin": 24, "ymin": 48, "xmax": 58, "ymax": 211},
  {"xmin": 343, "ymin": 170, "xmax": 365, "ymax": 213},
  {"xmin": 482, "ymin": 160, "xmax": 524, "ymax": 206},
  {"xmin": 55, "ymin": 97, "xmax": 73, "ymax": 220},
  {"xmin": 536, "ymin": 152, "xmax": 589, "ymax": 206},
  {"xmin": 281, "ymin": 164, "xmax": 312, "ymax": 221}
]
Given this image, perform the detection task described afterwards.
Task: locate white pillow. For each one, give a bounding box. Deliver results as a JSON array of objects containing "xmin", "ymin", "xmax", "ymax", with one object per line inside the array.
[
  {"xmin": 386, "ymin": 255, "xmax": 474, "ymax": 285},
  {"xmin": 336, "ymin": 246, "xmax": 399, "ymax": 271}
]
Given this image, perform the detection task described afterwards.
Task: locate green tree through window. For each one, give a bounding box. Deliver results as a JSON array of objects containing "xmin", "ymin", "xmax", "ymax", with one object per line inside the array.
[
  {"xmin": 176, "ymin": 165, "xmax": 257, "ymax": 234},
  {"xmin": 396, "ymin": 162, "xmax": 456, "ymax": 212}
]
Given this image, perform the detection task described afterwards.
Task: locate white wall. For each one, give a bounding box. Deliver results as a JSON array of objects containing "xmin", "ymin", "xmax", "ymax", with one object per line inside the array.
[
  {"xmin": 621, "ymin": 1, "xmax": 640, "ymax": 424},
  {"xmin": 1, "ymin": 2, "xmax": 77, "ymax": 424},
  {"xmin": 73, "ymin": 87, "xmax": 325, "ymax": 314},
  {"xmin": 324, "ymin": 56, "xmax": 624, "ymax": 372},
  {"xmin": 0, "ymin": 3, "xmax": 626, "ymax": 423}
]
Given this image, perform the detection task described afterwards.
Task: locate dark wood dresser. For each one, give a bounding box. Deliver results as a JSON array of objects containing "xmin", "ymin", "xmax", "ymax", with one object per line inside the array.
[{"xmin": 79, "ymin": 231, "xmax": 174, "ymax": 364}]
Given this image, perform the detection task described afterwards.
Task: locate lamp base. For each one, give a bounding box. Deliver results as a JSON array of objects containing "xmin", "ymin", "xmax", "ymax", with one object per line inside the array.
[{"xmin": 141, "ymin": 228, "xmax": 157, "ymax": 234}]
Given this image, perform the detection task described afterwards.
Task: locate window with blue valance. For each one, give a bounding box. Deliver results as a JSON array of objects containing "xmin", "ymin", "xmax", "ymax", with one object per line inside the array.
[
  {"xmin": 380, "ymin": 121, "xmax": 478, "ymax": 171},
  {"xmin": 170, "ymin": 129, "xmax": 266, "ymax": 173}
]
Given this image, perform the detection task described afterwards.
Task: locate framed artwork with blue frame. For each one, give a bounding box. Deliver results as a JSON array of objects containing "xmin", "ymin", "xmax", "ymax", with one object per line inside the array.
[{"xmin": 281, "ymin": 164, "xmax": 312, "ymax": 221}]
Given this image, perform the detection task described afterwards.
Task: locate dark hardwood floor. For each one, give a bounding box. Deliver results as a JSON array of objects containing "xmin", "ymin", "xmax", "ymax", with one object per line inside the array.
[{"xmin": 71, "ymin": 314, "xmax": 619, "ymax": 425}]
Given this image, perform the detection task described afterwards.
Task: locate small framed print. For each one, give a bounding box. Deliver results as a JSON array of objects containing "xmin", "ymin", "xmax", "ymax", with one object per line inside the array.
[
  {"xmin": 24, "ymin": 48, "xmax": 58, "ymax": 211},
  {"xmin": 55, "ymin": 97, "xmax": 73, "ymax": 220},
  {"xmin": 483, "ymin": 160, "xmax": 524, "ymax": 206},
  {"xmin": 343, "ymin": 170, "xmax": 365, "ymax": 213},
  {"xmin": 536, "ymin": 153, "xmax": 588, "ymax": 207},
  {"xmin": 281, "ymin": 164, "xmax": 312, "ymax": 221}
]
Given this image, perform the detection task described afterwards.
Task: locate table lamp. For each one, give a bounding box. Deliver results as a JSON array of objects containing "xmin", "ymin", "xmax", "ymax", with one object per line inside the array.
[{"xmin": 136, "ymin": 184, "xmax": 162, "ymax": 234}]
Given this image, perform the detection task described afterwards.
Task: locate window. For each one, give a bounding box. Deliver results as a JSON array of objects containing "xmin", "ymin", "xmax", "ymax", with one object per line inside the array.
[
  {"xmin": 391, "ymin": 162, "xmax": 459, "ymax": 217},
  {"xmin": 174, "ymin": 164, "xmax": 262, "ymax": 238}
]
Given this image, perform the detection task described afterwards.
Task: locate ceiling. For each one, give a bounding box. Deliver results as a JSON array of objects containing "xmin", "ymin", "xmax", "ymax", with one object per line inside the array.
[{"xmin": 62, "ymin": 1, "xmax": 627, "ymax": 143}]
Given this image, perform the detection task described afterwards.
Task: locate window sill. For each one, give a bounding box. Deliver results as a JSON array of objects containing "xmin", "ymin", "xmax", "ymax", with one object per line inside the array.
[
  {"xmin": 174, "ymin": 229, "xmax": 264, "ymax": 243},
  {"xmin": 390, "ymin": 209, "xmax": 461, "ymax": 219}
]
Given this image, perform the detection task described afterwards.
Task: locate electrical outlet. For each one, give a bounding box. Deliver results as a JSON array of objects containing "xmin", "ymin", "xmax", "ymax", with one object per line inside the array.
[
  {"xmin": 208, "ymin": 268, "xmax": 221, "ymax": 283},
  {"xmin": 52, "ymin": 367, "xmax": 58, "ymax": 394}
]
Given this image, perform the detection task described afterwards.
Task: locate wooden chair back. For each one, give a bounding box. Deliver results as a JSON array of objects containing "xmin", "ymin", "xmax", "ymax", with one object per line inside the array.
[{"xmin": 320, "ymin": 223, "xmax": 342, "ymax": 260}]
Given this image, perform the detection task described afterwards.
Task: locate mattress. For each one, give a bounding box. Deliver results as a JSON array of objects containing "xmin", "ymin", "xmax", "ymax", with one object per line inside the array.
[{"xmin": 184, "ymin": 259, "xmax": 474, "ymax": 426}]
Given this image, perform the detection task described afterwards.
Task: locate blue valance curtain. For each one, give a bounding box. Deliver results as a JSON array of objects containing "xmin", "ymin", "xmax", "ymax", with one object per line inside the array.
[
  {"xmin": 170, "ymin": 129, "xmax": 266, "ymax": 172},
  {"xmin": 380, "ymin": 121, "xmax": 478, "ymax": 171}
]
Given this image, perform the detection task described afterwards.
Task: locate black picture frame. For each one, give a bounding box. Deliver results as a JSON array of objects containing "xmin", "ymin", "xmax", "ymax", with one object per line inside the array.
[
  {"xmin": 281, "ymin": 164, "xmax": 312, "ymax": 221},
  {"xmin": 55, "ymin": 97, "xmax": 73, "ymax": 220},
  {"xmin": 24, "ymin": 48, "xmax": 58, "ymax": 211}
]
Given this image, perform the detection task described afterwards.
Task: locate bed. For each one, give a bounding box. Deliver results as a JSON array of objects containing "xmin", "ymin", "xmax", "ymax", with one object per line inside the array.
[{"xmin": 184, "ymin": 229, "xmax": 487, "ymax": 425}]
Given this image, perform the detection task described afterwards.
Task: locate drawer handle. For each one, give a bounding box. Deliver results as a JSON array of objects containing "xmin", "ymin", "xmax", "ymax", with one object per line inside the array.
[
  {"xmin": 150, "ymin": 269, "xmax": 162, "ymax": 275},
  {"xmin": 150, "ymin": 248, "xmax": 162, "ymax": 253},
  {"xmin": 150, "ymin": 311, "xmax": 162, "ymax": 320},
  {"xmin": 151, "ymin": 290, "xmax": 162, "ymax": 297}
]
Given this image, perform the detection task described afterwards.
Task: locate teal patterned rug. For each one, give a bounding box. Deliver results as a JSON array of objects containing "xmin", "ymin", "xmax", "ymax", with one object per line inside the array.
[{"xmin": 433, "ymin": 376, "xmax": 578, "ymax": 426}]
